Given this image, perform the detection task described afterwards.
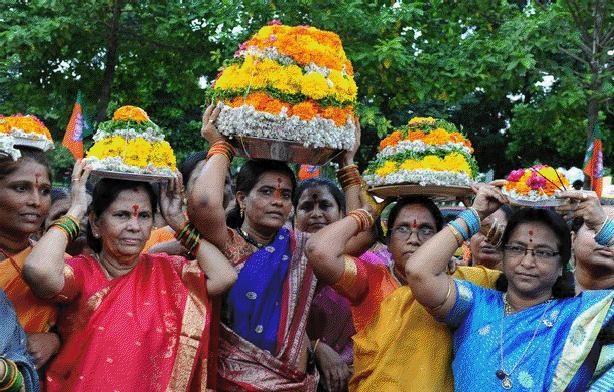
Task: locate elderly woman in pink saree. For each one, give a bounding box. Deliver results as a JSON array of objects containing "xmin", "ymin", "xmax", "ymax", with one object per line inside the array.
[{"xmin": 23, "ymin": 161, "xmax": 237, "ymax": 391}]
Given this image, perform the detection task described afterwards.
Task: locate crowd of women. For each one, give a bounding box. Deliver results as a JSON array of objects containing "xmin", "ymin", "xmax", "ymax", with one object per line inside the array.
[{"xmin": 0, "ymin": 103, "xmax": 612, "ymax": 391}]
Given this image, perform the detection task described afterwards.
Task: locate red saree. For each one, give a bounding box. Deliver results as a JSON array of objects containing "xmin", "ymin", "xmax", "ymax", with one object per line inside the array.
[
  {"xmin": 215, "ymin": 228, "xmax": 318, "ymax": 391},
  {"xmin": 45, "ymin": 253, "xmax": 211, "ymax": 392}
]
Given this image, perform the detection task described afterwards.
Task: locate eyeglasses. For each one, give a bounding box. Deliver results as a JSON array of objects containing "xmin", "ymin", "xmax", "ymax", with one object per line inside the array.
[
  {"xmin": 390, "ymin": 225, "xmax": 436, "ymax": 242},
  {"xmin": 503, "ymin": 245, "xmax": 560, "ymax": 260}
]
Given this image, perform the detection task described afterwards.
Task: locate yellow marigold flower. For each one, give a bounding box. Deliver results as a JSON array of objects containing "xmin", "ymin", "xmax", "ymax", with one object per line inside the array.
[
  {"xmin": 422, "ymin": 155, "xmax": 445, "ymax": 171},
  {"xmin": 400, "ymin": 159, "xmax": 421, "ymax": 171},
  {"xmin": 300, "ymin": 72, "xmax": 329, "ymax": 100},
  {"xmin": 424, "ymin": 128, "xmax": 451, "ymax": 145},
  {"xmin": 375, "ymin": 161, "xmax": 399, "ymax": 177},
  {"xmin": 443, "ymin": 153, "xmax": 471, "ymax": 175},
  {"xmin": 113, "ymin": 106, "xmax": 150, "ymax": 123},
  {"xmin": 0, "ymin": 115, "xmax": 53, "ymax": 140},
  {"xmin": 149, "ymin": 141, "xmax": 177, "ymax": 170},
  {"xmin": 123, "ymin": 138, "xmax": 152, "ymax": 168},
  {"xmin": 408, "ymin": 117, "xmax": 436, "ymax": 127}
]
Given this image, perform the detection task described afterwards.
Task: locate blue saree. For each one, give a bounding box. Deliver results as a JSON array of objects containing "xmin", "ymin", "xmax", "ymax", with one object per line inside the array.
[
  {"xmin": 0, "ymin": 289, "xmax": 39, "ymax": 392},
  {"xmin": 226, "ymin": 227, "xmax": 292, "ymax": 353},
  {"xmin": 445, "ymin": 280, "xmax": 613, "ymax": 391}
]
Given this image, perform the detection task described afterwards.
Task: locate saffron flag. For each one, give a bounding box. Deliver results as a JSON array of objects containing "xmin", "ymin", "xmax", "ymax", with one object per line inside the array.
[
  {"xmin": 583, "ymin": 125, "xmax": 603, "ymax": 197},
  {"xmin": 62, "ymin": 93, "xmax": 90, "ymax": 160},
  {"xmin": 298, "ymin": 165, "xmax": 320, "ymax": 181}
]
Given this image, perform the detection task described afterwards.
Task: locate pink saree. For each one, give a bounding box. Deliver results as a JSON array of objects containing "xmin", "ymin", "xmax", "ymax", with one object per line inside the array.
[
  {"xmin": 45, "ymin": 253, "xmax": 211, "ymax": 392},
  {"xmin": 215, "ymin": 228, "xmax": 318, "ymax": 391}
]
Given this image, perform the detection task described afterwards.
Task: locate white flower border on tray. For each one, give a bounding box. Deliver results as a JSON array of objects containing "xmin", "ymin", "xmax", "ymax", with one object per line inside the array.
[
  {"xmin": 7, "ymin": 128, "xmax": 54, "ymax": 151},
  {"xmin": 377, "ymin": 140, "xmax": 472, "ymax": 159},
  {"xmin": 84, "ymin": 156, "xmax": 174, "ymax": 176},
  {"xmin": 364, "ymin": 170, "xmax": 474, "ymax": 187},
  {"xmin": 501, "ymin": 188, "xmax": 561, "ymax": 203},
  {"xmin": 216, "ymin": 104, "xmax": 355, "ymax": 150},
  {"xmin": 0, "ymin": 134, "xmax": 22, "ymax": 161},
  {"xmin": 93, "ymin": 126, "xmax": 165, "ymax": 143}
]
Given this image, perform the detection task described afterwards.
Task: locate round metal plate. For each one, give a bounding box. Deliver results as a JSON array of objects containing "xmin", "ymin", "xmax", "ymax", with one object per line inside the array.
[
  {"xmin": 507, "ymin": 198, "xmax": 564, "ymax": 207},
  {"xmin": 368, "ymin": 183, "xmax": 474, "ymax": 199},
  {"xmin": 90, "ymin": 169, "xmax": 174, "ymax": 182},
  {"xmin": 230, "ymin": 136, "xmax": 344, "ymax": 165}
]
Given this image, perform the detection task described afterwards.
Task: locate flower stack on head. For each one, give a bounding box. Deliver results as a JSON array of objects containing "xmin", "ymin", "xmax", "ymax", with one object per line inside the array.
[
  {"xmin": 363, "ymin": 117, "xmax": 478, "ymax": 187},
  {"xmin": 210, "ymin": 22, "xmax": 358, "ymax": 152},
  {"xmin": 85, "ymin": 105, "xmax": 176, "ymax": 177},
  {"xmin": 0, "ymin": 114, "xmax": 54, "ymax": 160},
  {"xmin": 503, "ymin": 165, "xmax": 569, "ymax": 203}
]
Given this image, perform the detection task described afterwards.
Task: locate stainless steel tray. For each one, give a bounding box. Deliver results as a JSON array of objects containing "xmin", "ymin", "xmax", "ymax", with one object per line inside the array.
[
  {"xmin": 230, "ymin": 136, "xmax": 344, "ymax": 165},
  {"xmin": 368, "ymin": 183, "xmax": 474, "ymax": 199},
  {"xmin": 90, "ymin": 169, "xmax": 173, "ymax": 182}
]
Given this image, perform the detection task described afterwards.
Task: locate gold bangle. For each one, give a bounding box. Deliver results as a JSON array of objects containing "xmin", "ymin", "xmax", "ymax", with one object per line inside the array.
[
  {"xmin": 431, "ymin": 279, "xmax": 454, "ymax": 313},
  {"xmin": 313, "ymin": 338, "xmax": 321, "ymax": 353},
  {"xmin": 448, "ymin": 225, "xmax": 464, "ymax": 247}
]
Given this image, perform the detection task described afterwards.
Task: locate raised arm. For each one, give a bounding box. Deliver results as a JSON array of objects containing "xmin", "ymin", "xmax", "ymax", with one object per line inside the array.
[
  {"xmin": 337, "ymin": 117, "xmax": 376, "ymax": 255},
  {"xmin": 187, "ymin": 104, "xmax": 231, "ymax": 249},
  {"xmin": 24, "ymin": 161, "xmax": 91, "ymax": 298},
  {"xmin": 159, "ymin": 173, "xmax": 237, "ymax": 295},
  {"xmin": 306, "ymin": 188, "xmax": 375, "ymax": 286},
  {"xmin": 404, "ymin": 184, "xmax": 507, "ymax": 318}
]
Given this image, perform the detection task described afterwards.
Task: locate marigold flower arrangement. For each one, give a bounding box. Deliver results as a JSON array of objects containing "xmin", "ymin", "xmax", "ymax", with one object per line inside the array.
[
  {"xmin": 0, "ymin": 114, "xmax": 54, "ymax": 159},
  {"xmin": 503, "ymin": 165, "xmax": 570, "ymax": 202},
  {"xmin": 85, "ymin": 105, "xmax": 176, "ymax": 176},
  {"xmin": 208, "ymin": 22, "xmax": 357, "ymax": 150},
  {"xmin": 364, "ymin": 117, "xmax": 478, "ymax": 187}
]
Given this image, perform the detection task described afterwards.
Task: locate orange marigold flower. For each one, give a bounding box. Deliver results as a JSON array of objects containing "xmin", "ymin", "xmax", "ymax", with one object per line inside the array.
[
  {"xmin": 292, "ymin": 101, "xmax": 318, "ymax": 120},
  {"xmin": 322, "ymin": 107, "xmax": 349, "ymax": 126},
  {"xmin": 113, "ymin": 105, "xmax": 150, "ymax": 123},
  {"xmin": 406, "ymin": 130, "xmax": 426, "ymax": 141}
]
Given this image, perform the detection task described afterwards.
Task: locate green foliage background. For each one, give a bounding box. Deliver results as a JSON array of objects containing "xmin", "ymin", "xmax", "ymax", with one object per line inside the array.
[{"xmin": 0, "ymin": 0, "xmax": 611, "ymax": 185}]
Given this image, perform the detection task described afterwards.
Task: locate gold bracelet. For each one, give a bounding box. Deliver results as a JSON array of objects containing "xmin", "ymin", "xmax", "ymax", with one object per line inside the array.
[
  {"xmin": 431, "ymin": 279, "xmax": 454, "ymax": 313},
  {"xmin": 448, "ymin": 225, "xmax": 464, "ymax": 247}
]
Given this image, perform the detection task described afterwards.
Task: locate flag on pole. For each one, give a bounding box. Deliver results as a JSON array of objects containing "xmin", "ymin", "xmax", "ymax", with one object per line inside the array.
[
  {"xmin": 583, "ymin": 124, "xmax": 603, "ymax": 197},
  {"xmin": 62, "ymin": 92, "xmax": 91, "ymax": 160},
  {"xmin": 298, "ymin": 165, "xmax": 320, "ymax": 181}
]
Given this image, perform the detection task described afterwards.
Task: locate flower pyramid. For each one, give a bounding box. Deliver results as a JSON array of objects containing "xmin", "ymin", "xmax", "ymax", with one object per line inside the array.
[
  {"xmin": 85, "ymin": 105, "xmax": 176, "ymax": 176},
  {"xmin": 363, "ymin": 117, "xmax": 478, "ymax": 187},
  {"xmin": 210, "ymin": 22, "xmax": 357, "ymax": 150},
  {"xmin": 503, "ymin": 165, "xmax": 569, "ymax": 202},
  {"xmin": 0, "ymin": 114, "xmax": 54, "ymax": 159}
]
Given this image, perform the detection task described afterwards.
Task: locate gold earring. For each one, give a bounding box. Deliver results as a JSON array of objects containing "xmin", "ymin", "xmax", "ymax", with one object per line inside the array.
[{"xmin": 240, "ymin": 206, "xmax": 245, "ymax": 219}]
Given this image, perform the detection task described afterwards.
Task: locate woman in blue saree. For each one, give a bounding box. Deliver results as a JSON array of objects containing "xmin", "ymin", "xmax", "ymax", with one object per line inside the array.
[
  {"xmin": 1, "ymin": 289, "xmax": 39, "ymax": 392},
  {"xmin": 405, "ymin": 184, "xmax": 613, "ymax": 391}
]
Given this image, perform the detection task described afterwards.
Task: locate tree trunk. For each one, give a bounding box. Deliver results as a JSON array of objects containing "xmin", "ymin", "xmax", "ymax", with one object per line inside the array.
[{"xmin": 95, "ymin": 0, "xmax": 124, "ymax": 123}]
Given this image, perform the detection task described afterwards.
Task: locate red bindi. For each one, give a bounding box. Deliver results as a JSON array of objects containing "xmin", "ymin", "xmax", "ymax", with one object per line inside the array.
[
  {"xmin": 274, "ymin": 177, "xmax": 283, "ymax": 200},
  {"xmin": 412, "ymin": 219, "xmax": 418, "ymax": 229},
  {"xmin": 528, "ymin": 230, "xmax": 534, "ymax": 242},
  {"xmin": 132, "ymin": 205, "xmax": 140, "ymax": 218}
]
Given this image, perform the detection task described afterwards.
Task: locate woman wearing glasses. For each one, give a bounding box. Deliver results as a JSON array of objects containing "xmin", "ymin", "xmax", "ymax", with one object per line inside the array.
[
  {"xmin": 405, "ymin": 184, "xmax": 613, "ymax": 391},
  {"xmin": 306, "ymin": 196, "xmax": 500, "ymax": 391}
]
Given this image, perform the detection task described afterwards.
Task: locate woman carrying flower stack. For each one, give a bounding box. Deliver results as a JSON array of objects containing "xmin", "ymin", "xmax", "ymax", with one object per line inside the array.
[
  {"xmin": 23, "ymin": 161, "xmax": 237, "ymax": 391},
  {"xmin": 189, "ymin": 104, "xmax": 369, "ymax": 391},
  {"xmin": 405, "ymin": 184, "xmax": 613, "ymax": 391}
]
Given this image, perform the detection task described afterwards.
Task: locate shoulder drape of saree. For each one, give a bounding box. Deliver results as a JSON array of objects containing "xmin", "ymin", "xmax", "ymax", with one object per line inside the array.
[
  {"xmin": 0, "ymin": 246, "xmax": 57, "ymax": 333},
  {"xmin": 550, "ymin": 291, "xmax": 614, "ymax": 392},
  {"xmin": 47, "ymin": 254, "xmax": 210, "ymax": 392},
  {"xmin": 217, "ymin": 231, "xmax": 319, "ymax": 391}
]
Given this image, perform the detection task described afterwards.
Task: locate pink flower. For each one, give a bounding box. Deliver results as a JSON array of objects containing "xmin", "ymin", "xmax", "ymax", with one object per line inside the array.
[
  {"xmin": 238, "ymin": 42, "xmax": 248, "ymax": 51},
  {"xmin": 268, "ymin": 34, "xmax": 277, "ymax": 42},
  {"xmin": 527, "ymin": 172, "xmax": 546, "ymax": 190},
  {"xmin": 506, "ymin": 169, "xmax": 525, "ymax": 182},
  {"xmin": 267, "ymin": 19, "xmax": 282, "ymax": 25}
]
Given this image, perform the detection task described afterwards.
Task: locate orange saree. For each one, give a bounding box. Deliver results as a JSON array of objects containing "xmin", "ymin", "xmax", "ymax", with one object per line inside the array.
[{"xmin": 0, "ymin": 246, "xmax": 57, "ymax": 333}]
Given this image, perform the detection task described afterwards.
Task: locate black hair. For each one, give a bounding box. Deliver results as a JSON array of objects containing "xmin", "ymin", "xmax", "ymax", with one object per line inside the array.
[
  {"xmin": 495, "ymin": 208, "xmax": 575, "ymax": 298},
  {"xmin": 386, "ymin": 196, "xmax": 444, "ymax": 238},
  {"xmin": 226, "ymin": 159, "xmax": 296, "ymax": 229},
  {"xmin": 179, "ymin": 151, "xmax": 206, "ymax": 189},
  {"xmin": 86, "ymin": 179, "xmax": 157, "ymax": 253},
  {"xmin": 0, "ymin": 147, "xmax": 52, "ymax": 183},
  {"xmin": 293, "ymin": 177, "xmax": 346, "ymax": 214}
]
